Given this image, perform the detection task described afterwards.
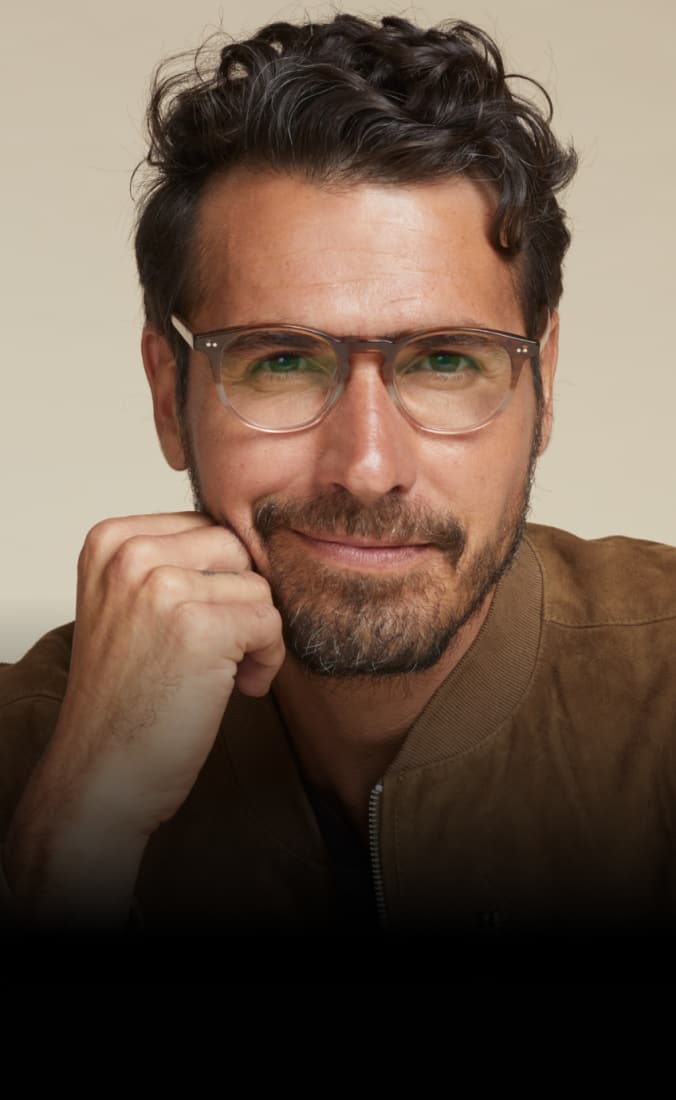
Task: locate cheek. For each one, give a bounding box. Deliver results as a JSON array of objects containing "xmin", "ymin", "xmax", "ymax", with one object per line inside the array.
[
  {"xmin": 430, "ymin": 394, "xmax": 537, "ymax": 527},
  {"xmin": 189, "ymin": 390, "xmax": 317, "ymax": 522}
]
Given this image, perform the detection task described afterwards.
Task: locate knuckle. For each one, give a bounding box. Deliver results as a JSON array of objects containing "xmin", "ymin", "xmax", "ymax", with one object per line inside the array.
[
  {"xmin": 79, "ymin": 518, "xmax": 117, "ymax": 572},
  {"xmin": 170, "ymin": 598, "xmax": 192, "ymax": 629},
  {"xmin": 168, "ymin": 599, "xmax": 203, "ymax": 646},
  {"xmin": 87, "ymin": 517, "xmax": 117, "ymax": 547},
  {"xmin": 109, "ymin": 535, "xmax": 153, "ymax": 582},
  {"xmin": 144, "ymin": 566, "xmax": 182, "ymax": 606},
  {"xmin": 247, "ymin": 572, "xmax": 273, "ymax": 600},
  {"xmin": 249, "ymin": 600, "xmax": 282, "ymax": 628}
]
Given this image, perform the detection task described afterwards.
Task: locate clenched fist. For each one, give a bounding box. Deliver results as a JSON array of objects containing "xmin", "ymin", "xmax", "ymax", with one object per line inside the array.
[{"xmin": 4, "ymin": 512, "xmax": 285, "ymax": 926}]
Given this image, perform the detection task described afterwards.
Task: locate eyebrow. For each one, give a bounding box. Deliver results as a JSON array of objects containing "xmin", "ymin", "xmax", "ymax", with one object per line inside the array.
[
  {"xmin": 224, "ymin": 317, "xmax": 494, "ymax": 341},
  {"xmin": 380, "ymin": 318, "xmax": 491, "ymax": 339},
  {"xmin": 227, "ymin": 330, "xmax": 326, "ymax": 350}
]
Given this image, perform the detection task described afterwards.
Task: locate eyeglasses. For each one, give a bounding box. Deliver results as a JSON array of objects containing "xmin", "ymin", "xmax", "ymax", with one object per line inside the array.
[{"xmin": 170, "ymin": 314, "xmax": 542, "ymax": 435}]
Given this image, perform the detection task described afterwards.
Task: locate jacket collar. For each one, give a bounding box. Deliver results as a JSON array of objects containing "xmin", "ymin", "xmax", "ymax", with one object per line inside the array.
[
  {"xmin": 222, "ymin": 532, "xmax": 543, "ymax": 850},
  {"xmin": 389, "ymin": 532, "xmax": 542, "ymax": 774}
]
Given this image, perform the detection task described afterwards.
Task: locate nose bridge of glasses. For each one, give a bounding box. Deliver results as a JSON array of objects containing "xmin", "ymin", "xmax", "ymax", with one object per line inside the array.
[
  {"xmin": 343, "ymin": 337, "xmax": 393, "ymax": 352},
  {"xmin": 339, "ymin": 336, "xmax": 395, "ymax": 377}
]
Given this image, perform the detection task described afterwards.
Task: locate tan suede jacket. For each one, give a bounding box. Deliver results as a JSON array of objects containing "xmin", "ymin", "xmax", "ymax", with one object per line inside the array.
[{"xmin": 1, "ymin": 523, "xmax": 675, "ymax": 937}]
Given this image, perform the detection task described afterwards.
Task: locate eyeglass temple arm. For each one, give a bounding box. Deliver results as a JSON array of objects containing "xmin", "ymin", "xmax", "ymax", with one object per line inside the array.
[
  {"xmin": 170, "ymin": 314, "xmax": 195, "ymax": 350},
  {"xmin": 538, "ymin": 311, "xmax": 552, "ymax": 354}
]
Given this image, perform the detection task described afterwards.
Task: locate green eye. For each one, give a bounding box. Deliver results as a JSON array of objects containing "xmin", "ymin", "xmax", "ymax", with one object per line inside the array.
[
  {"xmin": 415, "ymin": 353, "xmax": 481, "ymax": 373},
  {"xmin": 251, "ymin": 354, "xmax": 308, "ymax": 373}
]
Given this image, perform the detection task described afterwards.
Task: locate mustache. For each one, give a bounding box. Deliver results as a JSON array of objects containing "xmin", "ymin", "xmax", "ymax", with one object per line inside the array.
[{"xmin": 253, "ymin": 490, "xmax": 466, "ymax": 564}]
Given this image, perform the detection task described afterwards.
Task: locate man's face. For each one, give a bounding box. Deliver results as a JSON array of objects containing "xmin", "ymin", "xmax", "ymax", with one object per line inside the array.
[{"xmin": 145, "ymin": 170, "xmax": 557, "ymax": 677}]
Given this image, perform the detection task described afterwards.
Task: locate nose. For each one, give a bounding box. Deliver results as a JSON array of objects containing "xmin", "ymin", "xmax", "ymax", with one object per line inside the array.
[{"xmin": 313, "ymin": 352, "xmax": 418, "ymax": 502}]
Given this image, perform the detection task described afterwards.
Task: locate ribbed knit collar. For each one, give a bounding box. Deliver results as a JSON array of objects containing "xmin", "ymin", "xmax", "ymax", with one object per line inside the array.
[{"xmin": 388, "ymin": 531, "xmax": 542, "ymax": 773}]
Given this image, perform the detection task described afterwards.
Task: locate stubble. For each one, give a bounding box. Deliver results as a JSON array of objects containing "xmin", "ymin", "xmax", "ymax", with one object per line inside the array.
[{"xmin": 181, "ymin": 417, "xmax": 541, "ymax": 679}]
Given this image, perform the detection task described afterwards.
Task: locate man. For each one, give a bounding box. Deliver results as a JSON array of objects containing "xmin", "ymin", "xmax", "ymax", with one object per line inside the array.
[{"xmin": 1, "ymin": 13, "xmax": 675, "ymax": 961}]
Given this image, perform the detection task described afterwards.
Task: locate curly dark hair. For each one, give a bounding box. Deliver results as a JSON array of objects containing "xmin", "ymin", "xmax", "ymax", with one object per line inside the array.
[{"xmin": 134, "ymin": 13, "xmax": 577, "ymax": 413}]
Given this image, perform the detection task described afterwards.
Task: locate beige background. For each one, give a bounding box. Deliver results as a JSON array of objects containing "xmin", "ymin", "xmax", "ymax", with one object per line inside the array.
[{"xmin": 1, "ymin": 0, "xmax": 674, "ymax": 660}]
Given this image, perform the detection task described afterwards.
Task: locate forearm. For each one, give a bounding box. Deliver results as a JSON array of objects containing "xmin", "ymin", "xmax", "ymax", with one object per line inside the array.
[{"xmin": 3, "ymin": 763, "xmax": 148, "ymax": 930}]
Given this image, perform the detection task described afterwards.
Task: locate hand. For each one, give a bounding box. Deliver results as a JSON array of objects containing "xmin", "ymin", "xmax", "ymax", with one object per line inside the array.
[{"xmin": 4, "ymin": 512, "xmax": 285, "ymax": 924}]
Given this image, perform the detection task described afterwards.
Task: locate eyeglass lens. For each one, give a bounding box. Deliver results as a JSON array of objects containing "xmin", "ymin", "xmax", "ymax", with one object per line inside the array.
[{"xmin": 218, "ymin": 330, "xmax": 514, "ymax": 431}]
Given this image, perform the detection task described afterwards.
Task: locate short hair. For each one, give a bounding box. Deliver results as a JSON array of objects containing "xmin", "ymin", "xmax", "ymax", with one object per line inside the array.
[{"xmin": 134, "ymin": 13, "xmax": 577, "ymax": 412}]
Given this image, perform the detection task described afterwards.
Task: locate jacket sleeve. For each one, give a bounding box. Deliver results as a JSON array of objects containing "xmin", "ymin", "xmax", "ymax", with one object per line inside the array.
[
  {"xmin": 0, "ymin": 624, "xmax": 74, "ymax": 837},
  {"xmin": 0, "ymin": 626, "xmax": 71, "ymax": 926}
]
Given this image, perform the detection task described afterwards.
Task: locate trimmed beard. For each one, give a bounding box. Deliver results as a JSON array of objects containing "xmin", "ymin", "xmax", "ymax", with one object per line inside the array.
[{"xmin": 180, "ymin": 415, "xmax": 541, "ymax": 680}]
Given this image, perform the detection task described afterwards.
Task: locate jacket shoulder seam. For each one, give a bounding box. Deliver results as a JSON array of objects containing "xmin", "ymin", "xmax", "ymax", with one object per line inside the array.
[
  {"xmin": 524, "ymin": 530, "xmax": 676, "ymax": 628},
  {"xmin": 544, "ymin": 612, "xmax": 676, "ymax": 629}
]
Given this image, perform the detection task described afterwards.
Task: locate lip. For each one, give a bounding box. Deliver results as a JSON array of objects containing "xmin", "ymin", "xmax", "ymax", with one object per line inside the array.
[
  {"xmin": 291, "ymin": 529, "xmax": 431, "ymax": 569},
  {"xmin": 293, "ymin": 529, "xmax": 429, "ymax": 549}
]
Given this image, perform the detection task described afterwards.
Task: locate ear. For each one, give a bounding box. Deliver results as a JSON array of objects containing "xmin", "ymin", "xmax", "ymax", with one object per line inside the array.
[
  {"xmin": 536, "ymin": 309, "xmax": 559, "ymax": 456},
  {"xmin": 141, "ymin": 324, "xmax": 187, "ymax": 470}
]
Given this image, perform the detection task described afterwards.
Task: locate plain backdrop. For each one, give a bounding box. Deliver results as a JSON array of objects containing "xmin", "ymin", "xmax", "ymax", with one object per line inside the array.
[{"xmin": 2, "ymin": 0, "xmax": 674, "ymax": 660}]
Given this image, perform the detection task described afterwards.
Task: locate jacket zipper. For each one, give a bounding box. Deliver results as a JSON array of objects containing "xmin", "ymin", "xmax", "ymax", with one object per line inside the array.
[{"xmin": 368, "ymin": 779, "xmax": 388, "ymax": 928}]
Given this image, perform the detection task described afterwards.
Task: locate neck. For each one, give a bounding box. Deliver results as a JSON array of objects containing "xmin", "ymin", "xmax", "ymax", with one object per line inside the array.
[{"xmin": 271, "ymin": 589, "xmax": 494, "ymax": 839}]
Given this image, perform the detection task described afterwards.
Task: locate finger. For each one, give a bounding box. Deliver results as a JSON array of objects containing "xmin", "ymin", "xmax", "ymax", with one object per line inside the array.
[
  {"xmin": 99, "ymin": 526, "xmax": 253, "ymax": 595},
  {"xmin": 234, "ymin": 651, "xmax": 284, "ymax": 697},
  {"xmin": 79, "ymin": 512, "xmax": 218, "ymax": 578},
  {"xmin": 86, "ymin": 512, "xmax": 216, "ymax": 555},
  {"xmin": 173, "ymin": 600, "xmax": 285, "ymax": 686},
  {"xmin": 139, "ymin": 565, "xmax": 272, "ymax": 611}
]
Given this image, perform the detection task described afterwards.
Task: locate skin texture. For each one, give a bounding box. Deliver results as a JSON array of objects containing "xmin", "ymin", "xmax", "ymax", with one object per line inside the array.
[
  {"xmin": 144, "ymin": 170, "xmax": 558, "ymax": 833},
  {"xmin": 4, "ymin": 512, "xmax": 285, "ymax": 924},
  {"xmin": 4, "ymin": 170, "xmax": 558, "ymax": 920}
]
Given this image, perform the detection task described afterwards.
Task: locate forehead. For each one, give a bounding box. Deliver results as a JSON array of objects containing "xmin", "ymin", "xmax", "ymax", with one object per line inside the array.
[{"xmin": 192, "ymin": 169, "xmax": 523, "ymax": 335}]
